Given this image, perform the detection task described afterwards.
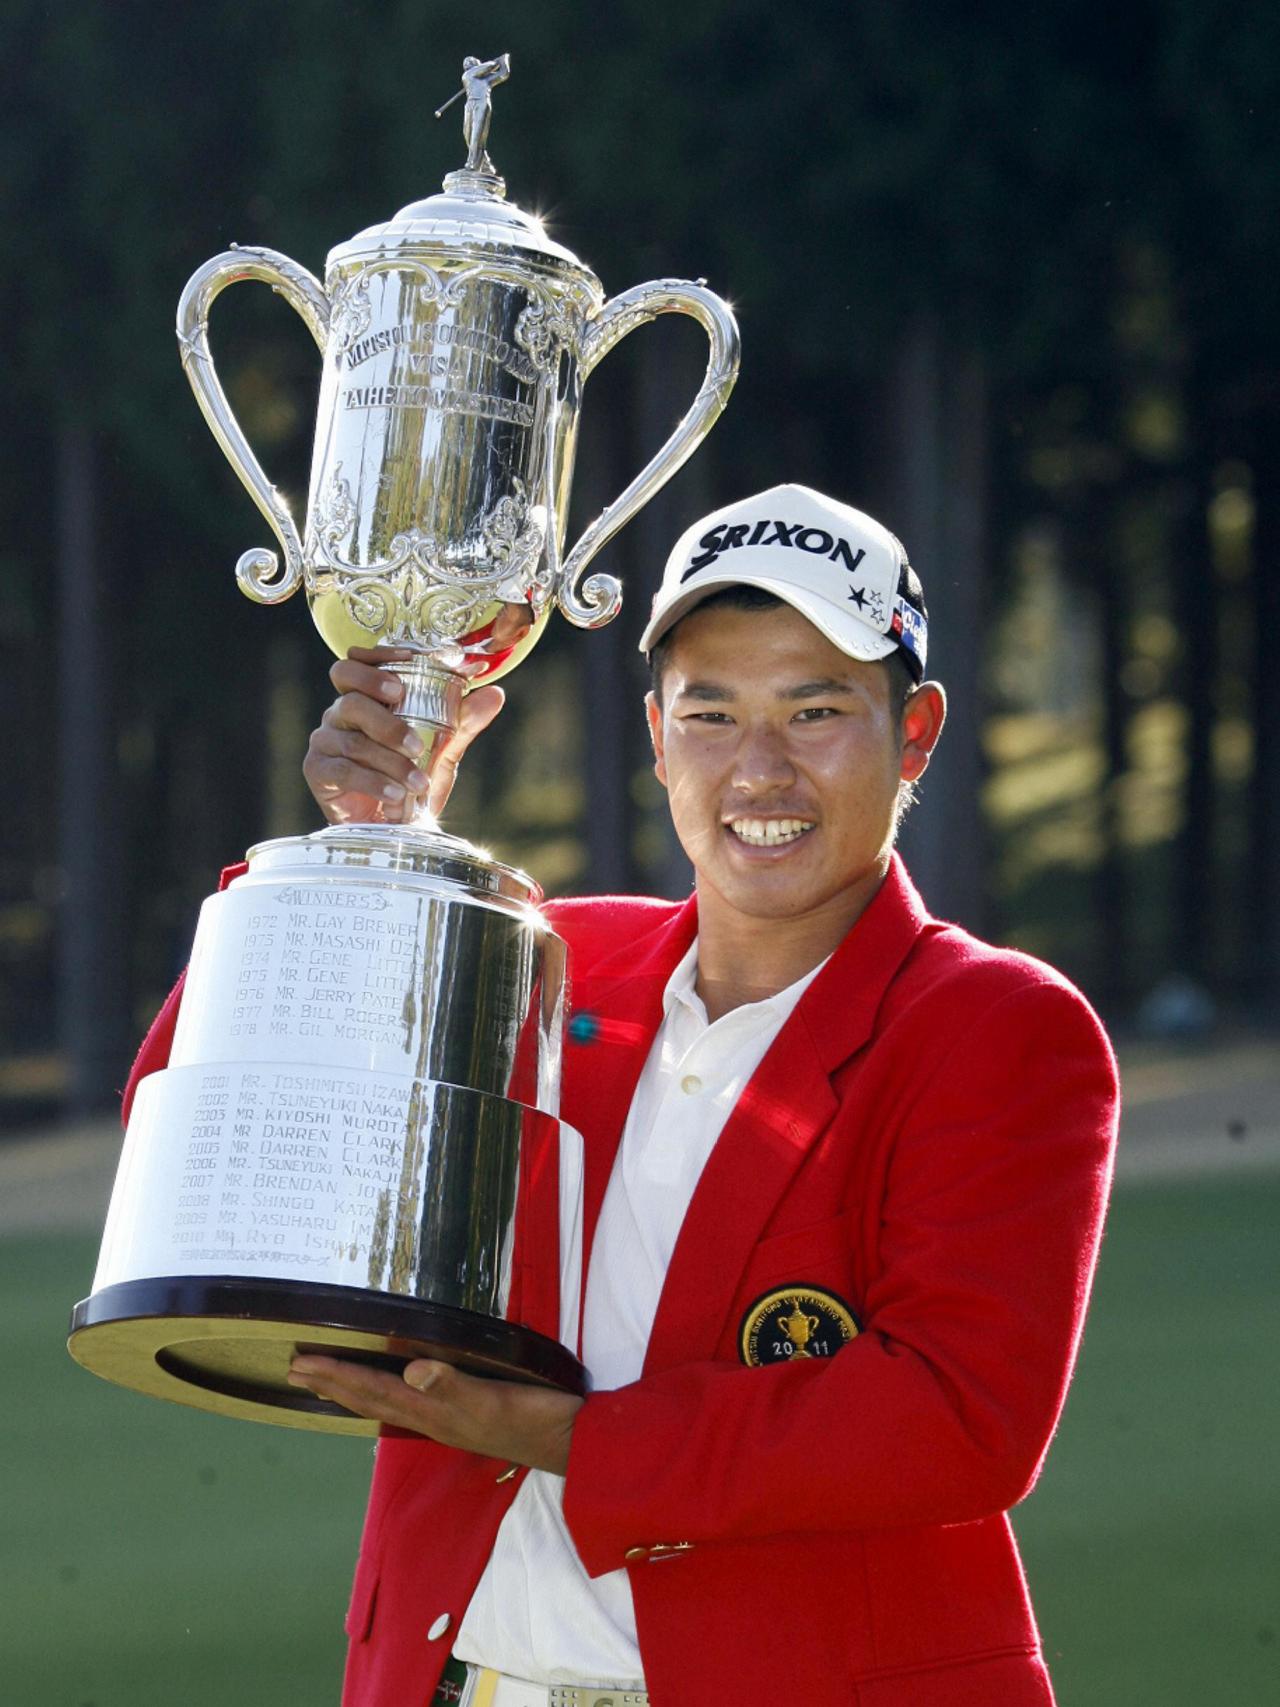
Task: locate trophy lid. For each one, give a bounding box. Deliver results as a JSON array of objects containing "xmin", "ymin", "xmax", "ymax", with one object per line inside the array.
[
  {"xmin": 328, "ymin": 52, "xmax": 598, "ymax": 290},
  {"xmin": 328, "ymin": 175, "xmax": 595, "ymax": 281}
]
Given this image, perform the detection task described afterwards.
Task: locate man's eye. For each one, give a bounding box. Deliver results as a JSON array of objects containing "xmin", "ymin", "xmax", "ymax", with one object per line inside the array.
[
  {"xmin": 684, "ymin": 711, "xmax": 733, "ymax": 725},
  {"xmin": 794, "ymin": 706, "xmax": 838, "ymax": 722}
]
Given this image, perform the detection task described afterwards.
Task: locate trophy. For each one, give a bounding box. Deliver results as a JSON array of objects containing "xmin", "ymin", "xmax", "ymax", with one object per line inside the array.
[{"xmin": 68, "ymin": 55, "xmax": 739, "ymax": 1434}]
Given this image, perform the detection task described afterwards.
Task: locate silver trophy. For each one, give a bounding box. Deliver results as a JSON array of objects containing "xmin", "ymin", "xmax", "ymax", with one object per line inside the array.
[{"xmin": 68, "ymin": 56, "xmax": 739, "ymax": 1433}]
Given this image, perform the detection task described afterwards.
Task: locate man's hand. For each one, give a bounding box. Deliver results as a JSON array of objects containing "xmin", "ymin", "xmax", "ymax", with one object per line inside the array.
[
  {"xmin": 303, "ymin": 645, "xmax": 505, "ymax": 826},
  {"xmin": 286, "ymin": 1354, "xmax": 582, "ymax": 1476}
]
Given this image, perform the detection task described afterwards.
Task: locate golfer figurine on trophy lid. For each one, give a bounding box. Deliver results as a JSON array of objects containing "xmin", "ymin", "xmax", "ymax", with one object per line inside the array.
[{"xmin": 67, "ymin": 54, "xmax": 740, "ymax": 1434}]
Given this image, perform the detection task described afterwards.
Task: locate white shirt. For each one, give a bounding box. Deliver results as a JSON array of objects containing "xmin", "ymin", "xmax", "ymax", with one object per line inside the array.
[{"xmin": 454, "ymin": 940, "xmax": 826, "ymax": 1686}]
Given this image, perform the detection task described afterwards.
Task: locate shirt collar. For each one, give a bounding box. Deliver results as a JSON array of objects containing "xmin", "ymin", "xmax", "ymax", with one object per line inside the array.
[{"xmin": 661, "ymin": 940, "xmax": 704, "ymax": 1023}]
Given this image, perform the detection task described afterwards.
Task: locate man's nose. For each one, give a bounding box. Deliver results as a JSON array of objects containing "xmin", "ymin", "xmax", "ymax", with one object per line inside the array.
[{"xmin": 731, "ymin": 725, "xmax": 796, "ymax": 795}]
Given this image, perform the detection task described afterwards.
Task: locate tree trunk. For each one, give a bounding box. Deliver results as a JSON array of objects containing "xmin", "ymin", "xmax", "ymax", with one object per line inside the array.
[
  {"xmin": 1094, "ymin": 491, "xmax": 1130, "ymax": 1003},
  {"xmin": 56, "ymin": 422, "xmax": 127, "ymax": 1113},
  {"xmin": 1249, "ymin": 413, "xmax": 1280, "ymax": 999},
  {"xmin": 1172, "ymin": 421, "xmax": 1216, "ymax": 982},
  {"xmin": 890, "ymin": 320, "xmax": 988, "ymax": 932},
  {"xmin": 580, "ymin": 366, "xmax": 635, "ymax": 896},
  {"xmin": 263, "ymin": 633, "xmax": 312, "ymax": 840}
]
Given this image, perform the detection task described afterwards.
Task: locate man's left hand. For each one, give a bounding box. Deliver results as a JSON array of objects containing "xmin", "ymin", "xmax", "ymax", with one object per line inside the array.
[{"xmin": 287, "ymin": 1355, "xmax": 582, "ymax": 1475}]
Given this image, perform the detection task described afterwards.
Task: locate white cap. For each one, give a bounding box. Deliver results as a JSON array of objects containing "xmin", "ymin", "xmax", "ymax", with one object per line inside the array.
[{"xmin": 638, "ymin": 483, "xmax": 927, "ymax": 679}]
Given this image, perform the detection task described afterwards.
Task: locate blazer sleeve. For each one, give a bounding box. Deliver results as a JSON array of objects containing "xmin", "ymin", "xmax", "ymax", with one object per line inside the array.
[
  {"xmin": 119, "ymin": 860, "xmax": 249, "ymax": 1126},
  {"xmin": 562, "ymin": 979, "xmax": 1119, "ymax": 1577}
]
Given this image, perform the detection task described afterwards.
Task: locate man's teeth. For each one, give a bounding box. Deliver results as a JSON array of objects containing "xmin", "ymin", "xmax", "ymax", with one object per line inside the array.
[{"xmin": 728, "ymin": 818, "xmax": 815, "ymax": 846}]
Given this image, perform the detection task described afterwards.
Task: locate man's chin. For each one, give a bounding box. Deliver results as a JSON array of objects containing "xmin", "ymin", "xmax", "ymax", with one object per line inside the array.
[{"xmin": 698, "ymin": 864, "xmax": 827, "ymax": 922}]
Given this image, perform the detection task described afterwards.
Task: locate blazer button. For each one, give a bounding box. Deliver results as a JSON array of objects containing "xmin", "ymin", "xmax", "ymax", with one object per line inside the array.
[
  {"xmin": 623, "ymin": 1545, "xmax": 649, "ymax": 1561},
  {"xmin": 427, "ymin": 1612, "xmax": 452, "ymax": 1641}
]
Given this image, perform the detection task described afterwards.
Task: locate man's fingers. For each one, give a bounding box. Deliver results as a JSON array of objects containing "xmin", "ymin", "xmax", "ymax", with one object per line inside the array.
[
  {"xmin": 304, "ymin": 721, "xmax": 430, "ymax": 828},
  {"xmin": 320, "ymin": 688, "xmax": 421, "ymax": 748},
  {"xmin": 285, "ymin": 1352, "xmax": 579, "ymax": 1472},
  {"xmin": 401, "ymin": 1359, "xmax": 474, "ymax": 1407},
  {"xmin": 305, "ymin": 752, "xmax": 417, "ymax": 813},
  {"xmin": 426, "ymin": 686, "xmax": 505, "ymax": 816},
  {"xmin": 459, "ymin": 684, "xmax": 506, "ymax": 740},
  {"xmin": 286, "ymin": 1355, "xmax": 472, "ymax": 1438},
  {"xmin": 399, "ymin": 1357, "xmax": 578, "ymax": 1475},
  {"xmin": 312, "ymin": 716, "xmax": 428, "ymax": 781},
  {"xmin": 432, "ymin": 685, "xmax": 506, "ymax": 771},
  {"xmin": 304, "ymin": 678, "xmax": 432, "ymax": 823},
  {"xmin": 329, "ymin": 655, "xmax": 410, "ymax": 704},
  {"xmin": 306, "ymin": 651, "xmax": 505, "ymax": 823},
  {"xmin": 288, "ymin": 1355, "xmax": 414, "ymax": 1411}
]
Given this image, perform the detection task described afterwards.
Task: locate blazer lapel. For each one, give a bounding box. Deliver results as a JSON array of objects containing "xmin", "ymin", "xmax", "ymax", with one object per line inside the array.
[
  {"xmin": 643, "ymin": 1015, "xmax": 838, "ymax": 1374},
  {"xmin": 560, "ymin": 898, "xmax": 698, "ymax": 1275},
  {"xmin": 643, "ymin": 855, "xmax": 935, "ymax": 1374}
]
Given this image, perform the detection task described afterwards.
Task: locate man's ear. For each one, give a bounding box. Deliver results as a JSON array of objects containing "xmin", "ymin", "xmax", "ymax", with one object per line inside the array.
[
  {"xmin": 899, "ymin": 682, "xmax": 946, "ymax": 784},
  {"xmin": 644, "ymin": 691, "xmax": 668, "ymax": 790}
]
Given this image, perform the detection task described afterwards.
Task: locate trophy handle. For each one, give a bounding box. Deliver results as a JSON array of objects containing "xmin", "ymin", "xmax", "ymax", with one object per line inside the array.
[
  {"xmin": 177, "ymin": 245, "xmax": 330, "ymax": 604},
  {"xmin": 555, "ymin": 279, "xmax": 740, "ymax": 629}
]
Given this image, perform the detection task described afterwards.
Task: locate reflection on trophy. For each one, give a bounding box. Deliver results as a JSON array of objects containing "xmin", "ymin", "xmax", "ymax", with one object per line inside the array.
[{"xmin": 67, "ymin": 56, "xmax": 739, "ymax": 1434}]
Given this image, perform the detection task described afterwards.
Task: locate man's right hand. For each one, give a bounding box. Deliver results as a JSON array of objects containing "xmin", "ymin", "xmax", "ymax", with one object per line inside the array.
[{"xmin": 303, "ymin": 646, "xmax": 505, "ymax": 826}]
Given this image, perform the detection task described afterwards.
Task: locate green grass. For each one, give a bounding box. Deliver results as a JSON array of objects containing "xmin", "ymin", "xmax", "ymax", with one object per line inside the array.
[
  {"xmin": 1, "ymin": 1175, "xmax": 1276, "ymax": 1706},
  {"xmin": 0, "ymin": 1232, "xmax": 372, "ymax": 1707},
  {"xmin": 1017, "ymin": 1174, "xmax": 1280, "ymax": 1705}
]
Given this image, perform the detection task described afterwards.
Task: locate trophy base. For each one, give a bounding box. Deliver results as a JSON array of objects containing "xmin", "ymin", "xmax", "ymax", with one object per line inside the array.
[{"xmin": 67, "ymin": 1276, "xmax": 586, "ymax": 1436}]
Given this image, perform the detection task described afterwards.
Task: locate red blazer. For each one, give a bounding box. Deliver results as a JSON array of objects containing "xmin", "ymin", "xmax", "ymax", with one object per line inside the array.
[{"xmin": 125, "ymin": 855, "xmax": 1118, "ymax": 1707}]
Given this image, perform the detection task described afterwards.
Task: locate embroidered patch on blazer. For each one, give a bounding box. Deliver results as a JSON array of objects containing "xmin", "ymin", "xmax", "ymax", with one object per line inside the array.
[{"xmin": 739, "ymin": 1285, "xmax": 860, "ymax": 1366}]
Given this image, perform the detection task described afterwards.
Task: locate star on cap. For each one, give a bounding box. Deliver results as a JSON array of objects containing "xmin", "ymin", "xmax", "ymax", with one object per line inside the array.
[{"xmin": 847, "ymin": 586, "xmax": 867, "ymax": 610}]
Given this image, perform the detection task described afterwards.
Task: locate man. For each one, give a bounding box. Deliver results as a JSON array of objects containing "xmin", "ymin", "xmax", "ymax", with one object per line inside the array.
[{"xmin": 127, "ymin": 485, "xmax": 1118, "ymax": 1706}]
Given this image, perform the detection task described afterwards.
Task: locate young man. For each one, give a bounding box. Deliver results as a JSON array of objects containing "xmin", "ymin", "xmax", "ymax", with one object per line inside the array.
[{"xmin": 128, "ymin": 485, "xmax": 1118, "ymax": 1706}]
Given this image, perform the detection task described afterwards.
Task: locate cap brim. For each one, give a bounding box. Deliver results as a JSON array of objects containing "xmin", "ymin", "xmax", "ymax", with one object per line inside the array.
[{"xmin": 639, "ymin": 573, "xmax": 899, "ymax": 665}]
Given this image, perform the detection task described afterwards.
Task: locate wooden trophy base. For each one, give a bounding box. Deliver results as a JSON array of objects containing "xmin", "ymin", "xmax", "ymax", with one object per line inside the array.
[{"xmin": 68, "ymin": 1275, "xmax": 586, "ymax": 1435}]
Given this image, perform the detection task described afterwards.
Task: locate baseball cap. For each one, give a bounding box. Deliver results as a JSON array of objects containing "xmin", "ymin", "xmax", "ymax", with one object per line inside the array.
[{"xmin": 638, "ymin": 483, "xmax": 928, "ymax": 681}]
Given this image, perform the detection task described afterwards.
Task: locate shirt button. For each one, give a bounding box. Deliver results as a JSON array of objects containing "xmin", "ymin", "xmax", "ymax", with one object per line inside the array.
[
  {"xmin": 680, "ymin": 1073, "xmax": 702, "ymax": 1095},
  {"xmin": 624, "ymin": 1545, "xmax": 649, "ymax": 1561},
  {"xmin": 427, "ymin": 1612, "xmax": 451, "ymax": 1641}
]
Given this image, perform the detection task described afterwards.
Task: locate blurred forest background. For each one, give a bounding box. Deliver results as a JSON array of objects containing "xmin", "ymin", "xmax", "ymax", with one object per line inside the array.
[{"xmin": 3, "ymin": 0, "xmax": 1278, "ymax": 1120}]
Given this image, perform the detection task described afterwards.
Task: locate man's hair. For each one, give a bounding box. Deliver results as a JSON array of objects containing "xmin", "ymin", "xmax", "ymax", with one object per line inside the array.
[{"xmin": 647, "ymin": 586, "xmax": 921, "ymax": 831}]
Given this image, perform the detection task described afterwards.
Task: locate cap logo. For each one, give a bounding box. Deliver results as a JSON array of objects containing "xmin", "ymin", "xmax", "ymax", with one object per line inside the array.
[
  {"xmin": 848, "ymin": 585, "xmax": 887, "ymax": 626},
  {"xmin": 681, "ymin": 519, "xmax": 867, "ymax": 581}
]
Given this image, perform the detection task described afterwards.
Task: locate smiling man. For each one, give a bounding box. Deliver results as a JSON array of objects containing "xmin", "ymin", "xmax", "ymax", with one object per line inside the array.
[{"xmin": 129, "ymin": 485, "xmax": 1118, "ymax": 1707}]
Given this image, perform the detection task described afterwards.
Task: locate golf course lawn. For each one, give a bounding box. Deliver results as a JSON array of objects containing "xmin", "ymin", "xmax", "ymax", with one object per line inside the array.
[{"xmin": 1, "ymin": 1171, "xmax": 1274, "ymax": 1706}]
